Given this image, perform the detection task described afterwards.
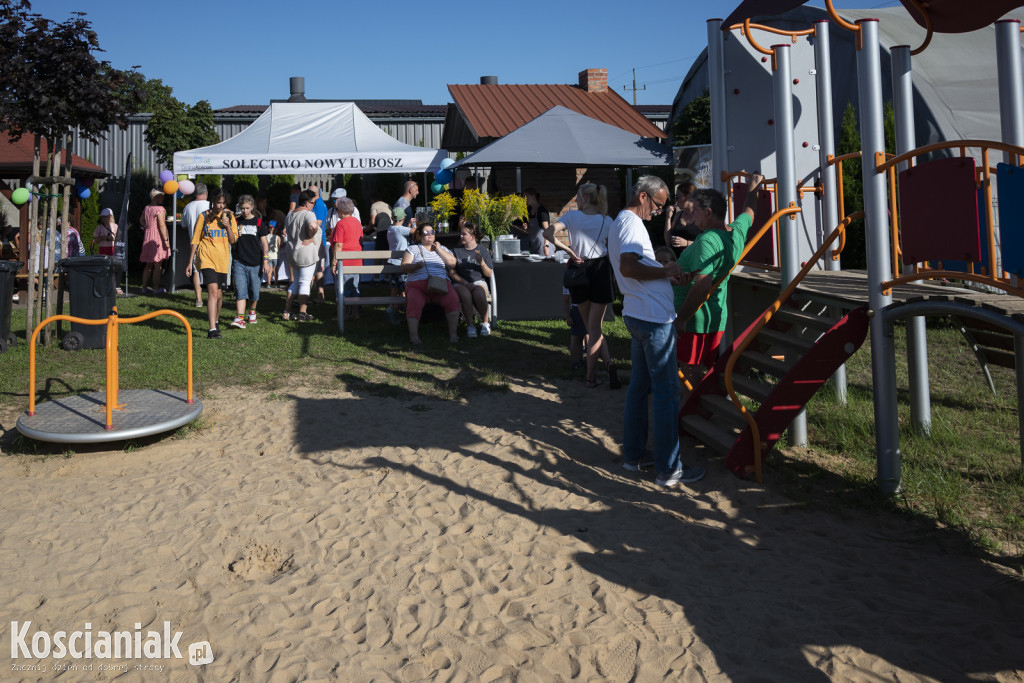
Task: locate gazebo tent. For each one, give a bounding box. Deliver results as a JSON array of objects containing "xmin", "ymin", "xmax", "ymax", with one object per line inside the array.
[
  {"xmin": 451, "ymin": 106, "xmax": 671, "ymax": 168},
  {"xmin": 173, "ymin": 101, "xmax": 447, "ymax": 175}
]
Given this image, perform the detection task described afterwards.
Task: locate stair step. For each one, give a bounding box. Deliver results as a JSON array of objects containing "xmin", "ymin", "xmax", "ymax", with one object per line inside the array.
[
  {"xmin": 722, "ymin": 372, "xmax": 773, "ymax": 402},
  {"xmin": 758, "ymin": 327, "xmax": 817, "ymax": 354},
  {"xmin": 698, "ymin": 393, "xmax": 749, "ymax": 431},
  {"xmin": 680, "ymin": 414, "xmax": 737, "ymax": 454},
  {"xmin": 775, "ymin": 306, "xmax": 839, "ymax": 332},
  {"xmin": 742, "ymin": 350, "xmax": 795, "ymax": 378}
]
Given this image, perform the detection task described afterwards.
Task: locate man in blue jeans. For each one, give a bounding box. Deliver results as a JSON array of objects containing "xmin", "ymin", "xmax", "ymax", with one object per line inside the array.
[{"xmin": 608, "ymin": 176, "xmax": 706, "ymax": 488}]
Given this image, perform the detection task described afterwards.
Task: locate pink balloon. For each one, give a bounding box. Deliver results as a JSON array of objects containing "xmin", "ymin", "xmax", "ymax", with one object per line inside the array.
[{"xmin": 178, "ymin": 179, "xmax": 195, "ymax": 196}]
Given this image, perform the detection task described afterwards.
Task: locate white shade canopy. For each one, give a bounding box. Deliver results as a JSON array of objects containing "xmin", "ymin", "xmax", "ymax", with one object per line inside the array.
[
  {"xmin": 173, "ymin": 102, "xmax": 447, "ymax": 176},
  {"xmin": 452, "ymin": 106, "xmax": 672, "ymax": 168}
]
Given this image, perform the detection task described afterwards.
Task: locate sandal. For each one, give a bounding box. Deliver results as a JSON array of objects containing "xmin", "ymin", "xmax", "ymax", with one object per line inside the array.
[
  {"xmin": 586, "ymin": 377, "xmax": 604, "ymax": 389},
  {"xmin": 296, "ymin": 312, "xmax": 315, "ymax": 322},
  {"xmin": 282, "ymin": 311, "xmax": 291, "ymax": 321}
]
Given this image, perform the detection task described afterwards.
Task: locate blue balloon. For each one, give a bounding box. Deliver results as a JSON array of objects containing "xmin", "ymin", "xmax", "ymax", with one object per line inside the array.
[
  {"xmin": 435, "ymin": 168, "xmax": 453, "ymax": 185},
  {"xmin": 77, "ymin": 186, "xmax": 90, "ymax": 200},
  {"xmin": 431, "ymin": 182, "xmax": 444, "ymax": 194},
  {"xmin": 440, "ymin": 158, "xmax": 455, "ymax": 170}
]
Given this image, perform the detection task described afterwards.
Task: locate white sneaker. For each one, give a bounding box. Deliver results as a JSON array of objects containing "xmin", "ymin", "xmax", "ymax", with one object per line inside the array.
[
  {"xmin": 466, "ymin": 325, "xmax": 478, "ymax": 338},
  {"xmin": 230, "ymin": 315, "xmax": 246, "ymax": 329},
  {"xmin": 247, "ymin": 311, "xmax": 257, "ymax": 324},
  {"xmin": 479, "ymin": 322, "xmax": 491, "ymax": 336}
]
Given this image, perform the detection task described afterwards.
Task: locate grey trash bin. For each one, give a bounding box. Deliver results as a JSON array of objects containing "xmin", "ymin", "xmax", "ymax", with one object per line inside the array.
[{"xmin": 57, "ymin": 256, "xmax": 123, "ymax": 351}]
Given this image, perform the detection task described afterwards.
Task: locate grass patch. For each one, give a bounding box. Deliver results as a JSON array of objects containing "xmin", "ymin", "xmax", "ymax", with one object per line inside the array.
[
  {"xmin": 771, "ymin": 320, "xmax": 1024, "ymax": 565},
  {"xmin": 3, "ymin": 291, "xmax": 1021, "ymax": 565}
]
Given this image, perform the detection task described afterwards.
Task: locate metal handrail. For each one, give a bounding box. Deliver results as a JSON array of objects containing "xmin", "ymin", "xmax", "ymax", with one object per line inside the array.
[
  {"xmin": 27, "ymin": 308, "xmax": 194, "ymax": 430},
  {"xmin": 722, "ymin": 216, "xmax": 853, "ymax": 483},
  {"xmin": 876, "ymin": 139, "xmax": 1024, "ymax": 292}
]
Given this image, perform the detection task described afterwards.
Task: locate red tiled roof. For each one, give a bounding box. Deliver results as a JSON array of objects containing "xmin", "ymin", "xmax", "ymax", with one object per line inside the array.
[
  {"xmin": 0, "ymin": 133, "xmax": 107, "ymax": 176},
  {"xmin": 448, "ymin": 83, "xmax": 666, "ymax": 141}
]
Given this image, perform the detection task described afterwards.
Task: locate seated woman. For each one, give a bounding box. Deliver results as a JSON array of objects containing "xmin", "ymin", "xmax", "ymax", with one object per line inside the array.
[
  {"xmin": 400, "ymin": 223, "xmax": 460, "ymax": 345},
  {"xmin": 448, "ymin": 221, "xmax": 494, "ymax": 338}
]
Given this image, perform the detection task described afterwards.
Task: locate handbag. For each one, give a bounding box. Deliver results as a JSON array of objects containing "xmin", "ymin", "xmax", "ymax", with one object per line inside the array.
[
  {"xmin": 562, "ymin": 216, "xmax": 606, "ymax": 290},
  {"xmin": 418, "ymin": 245, "xmax": 449, "ymax": 294},
  {"xmin": 563, "ymin": 262, "xmax": 589, "ymax": 289}
]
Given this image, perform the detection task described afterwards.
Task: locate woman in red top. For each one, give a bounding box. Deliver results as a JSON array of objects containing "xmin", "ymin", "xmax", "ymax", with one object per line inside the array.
[{"xmin": 329, "ymin": 197, "xmax": 364, "ymax": 320}]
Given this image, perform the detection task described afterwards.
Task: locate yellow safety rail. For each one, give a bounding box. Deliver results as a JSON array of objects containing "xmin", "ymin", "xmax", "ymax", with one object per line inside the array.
[
  {"xmin": 722, "ymin": 215, "xmax": 853, "ymax": 484},
  {"xmin": 27, "ymin": 307, "xmax": 194, "ymax": 430},
  {"xmin": 874, "ymin": 139, "xmax": 1024, "ymax": 297}
]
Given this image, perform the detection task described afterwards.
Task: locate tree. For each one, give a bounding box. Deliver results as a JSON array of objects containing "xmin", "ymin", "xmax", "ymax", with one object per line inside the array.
[
  {"xmin": 673, "ymin": 89, "xmax": 711, "ymax": 147},
  {"xmin": 835, "ymin": 101, "xmax": 896, "ymax": 269},
  {"xmin": 144, "ymin": 99, "xmax": 219, "ymax": 167},
  {"xmin": 0, "ymin": 1, "xmax": 145, "ymax": 342}
]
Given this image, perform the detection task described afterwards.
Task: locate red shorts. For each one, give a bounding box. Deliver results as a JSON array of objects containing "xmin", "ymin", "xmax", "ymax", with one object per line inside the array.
[{"xmin": 677, "ymin": 331, "xmax": 724, "ymax": 366}]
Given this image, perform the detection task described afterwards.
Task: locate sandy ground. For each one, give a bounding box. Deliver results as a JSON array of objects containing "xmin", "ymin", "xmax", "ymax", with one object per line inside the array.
[{"xmin": 0, "ymin": 376, "xmax": 1022, "ymax": 682}]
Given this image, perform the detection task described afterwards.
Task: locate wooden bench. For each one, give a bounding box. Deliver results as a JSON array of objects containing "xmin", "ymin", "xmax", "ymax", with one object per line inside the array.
[{"xmin": 333, "ymin": 249, "xmax": 498, "ymax": 334}]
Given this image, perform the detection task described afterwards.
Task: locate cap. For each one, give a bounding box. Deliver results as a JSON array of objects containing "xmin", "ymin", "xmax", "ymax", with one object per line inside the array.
[
  {"xmin": 99, "ymin": 208, "xmax": 114, "ymax": 217},
  {"xmin": 330, "ymin": 188, "xmax": 347, "ymax": 199},
  {"xmin": 393, "ymin": 207, "xmax": 406, "ymax": 221}
]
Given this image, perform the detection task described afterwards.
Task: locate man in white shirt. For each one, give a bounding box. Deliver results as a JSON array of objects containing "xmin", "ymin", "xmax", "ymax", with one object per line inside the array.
[
  {"xmin": 607, "ymin": 175, "xmax": 706, "ymax": 488},
  {"xmin": 180, "ymin": 183, "xmax": 210, "ymax": 307}
]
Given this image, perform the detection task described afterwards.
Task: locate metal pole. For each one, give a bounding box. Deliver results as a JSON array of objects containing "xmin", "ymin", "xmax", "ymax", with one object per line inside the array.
[
  {"xmin": 1016, "ymin": 334, "xmax": 1024, "ymax": 474},
  {"xmin": 858, "ymin": 19, "xmax": 901, "ymax": 494},
  {"xmin": 516, "ymin": 167, "xmax": 522, "ymax": 194},
  {"xmin": 892, "ymin": 45, "xmax": 931, "ymax": 436},
  {"xmin": 171, "ymin": 193, "xmax": 178, "ymax": 294},
  {"xmin": 773, "ymin": 43, "xmax": 807, "ymax": 447},
  {"xmin": 814, "ymin": 20, "xmax": 848, "ymax": 405},
  {"xmin": 707, "ymin": 19, "xmax": 729, "ymax": 194},
  {"xmin": 996, "ymin": 20, "xmax": 1024, "ymax": 155}
]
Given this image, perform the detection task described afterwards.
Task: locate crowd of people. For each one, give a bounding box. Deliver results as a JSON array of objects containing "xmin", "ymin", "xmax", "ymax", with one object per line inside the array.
[{"xmin": 8, "ymin": 174, "xmax": 761, "ymax": 491}]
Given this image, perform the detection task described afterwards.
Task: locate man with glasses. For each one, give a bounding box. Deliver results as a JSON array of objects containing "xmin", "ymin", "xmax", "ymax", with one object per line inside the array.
[{"xmin": 608, "ymin": 175, "xmax": 706, "ymax": 488}]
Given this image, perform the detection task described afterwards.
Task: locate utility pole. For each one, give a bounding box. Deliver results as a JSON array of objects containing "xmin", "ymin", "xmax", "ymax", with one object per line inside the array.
[{"xmin": 622, "ymin": 68, "xmax": 646, "ymax": 105}]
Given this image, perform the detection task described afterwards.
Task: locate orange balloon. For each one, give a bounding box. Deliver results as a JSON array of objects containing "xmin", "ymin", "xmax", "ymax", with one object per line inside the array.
[{"xmin": 163, "ymin": 180, "xmax": 179, "ymax": 195}]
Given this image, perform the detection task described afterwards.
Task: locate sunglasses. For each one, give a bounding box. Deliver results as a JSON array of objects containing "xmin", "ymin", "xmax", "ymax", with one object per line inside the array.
[{"xmin": 421, "ymin": 230, "xmax": 435, "ymax": 235}]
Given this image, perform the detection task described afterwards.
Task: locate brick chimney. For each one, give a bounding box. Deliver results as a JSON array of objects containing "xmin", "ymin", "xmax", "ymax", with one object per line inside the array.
[{"xmin": 578, "ymin": 68, "xmax": 608, "ymax": 93}]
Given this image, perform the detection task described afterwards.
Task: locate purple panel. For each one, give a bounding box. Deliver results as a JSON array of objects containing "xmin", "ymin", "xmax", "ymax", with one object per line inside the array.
[
  {"xmin": 732, "ymin": 182, "xmax": 776, "ymax": 266},
  {"xmin": 898, "ymin": 157, "xmax": 980, "ymax": 265}
]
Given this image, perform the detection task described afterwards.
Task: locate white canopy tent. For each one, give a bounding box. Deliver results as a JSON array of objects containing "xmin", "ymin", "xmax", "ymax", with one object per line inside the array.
[{"xmin": 173, "ymin": 101, "xmax": 447, "ymax": 175}]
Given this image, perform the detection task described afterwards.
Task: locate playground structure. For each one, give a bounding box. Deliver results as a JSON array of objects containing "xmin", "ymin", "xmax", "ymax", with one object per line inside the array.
[
  {"xmin": 679, "ymin": 1, "xmax": 1024, "ymax": 491},
  {"xmin": 17, "ymin": 307, "xmax": 202, "ymax": 444}
]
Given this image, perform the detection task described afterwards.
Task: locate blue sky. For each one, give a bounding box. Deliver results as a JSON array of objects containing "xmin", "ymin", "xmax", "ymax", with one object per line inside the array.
[{"xmin": 41, "ymin": 0, "xmax": 898, "ymax": 110}]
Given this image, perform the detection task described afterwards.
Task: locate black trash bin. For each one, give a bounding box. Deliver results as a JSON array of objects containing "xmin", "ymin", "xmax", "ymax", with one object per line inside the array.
[
  {"xmin": 57, "ymin": 256, "xmax": 123, "ymax": 351},
  {"xmin": 0, "ymin": 260, "xmax": 22, "ymax": 353}
]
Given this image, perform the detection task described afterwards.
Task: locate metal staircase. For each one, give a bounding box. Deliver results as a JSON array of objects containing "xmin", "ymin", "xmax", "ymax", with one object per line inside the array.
[{"xmin": 679, "ymin": 299, "xmax": 870, "ymax": 481}]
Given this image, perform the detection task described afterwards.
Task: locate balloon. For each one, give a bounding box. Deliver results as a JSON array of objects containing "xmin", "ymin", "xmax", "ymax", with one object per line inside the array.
[
  {"xmin": 77, "ymin": 186, "xmax": 91, "ymax": 200},
  {"xmin": 178, "ymin": 179, "xmax": 195, "ymax": 196},
  {"xmin": 159, "ymin": 170, "xmax": 173, "ymax": 183},
  {"xmin": 11, "ymin": 187, "xmax": 29, "ymax": 205},
  {"xmin": 435, "ymin": 168, "xmax": 453, "ymax": 185},
  {"xmin": 431, "ymin": 182, "xmax": 444, "ymax": 194},
  {"xmin": 440, "ymin": 157, "xmax": 455, "ymax": 170},
  {"xmin": 177, "ymin": 190, "xmax": 184, "ymax": 199},
  {"xmin": 82, "ymin": 177, "xmax": 95, "ymax": 188},
  {"xmin": 163, "ymin": 180, "xmax": 179, "ymax": 195}
]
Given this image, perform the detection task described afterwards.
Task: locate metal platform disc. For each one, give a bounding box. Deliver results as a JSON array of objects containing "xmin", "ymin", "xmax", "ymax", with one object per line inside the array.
[{"xmin": 17, "ymin": 389, "xmax": 203, "ymax": 444}]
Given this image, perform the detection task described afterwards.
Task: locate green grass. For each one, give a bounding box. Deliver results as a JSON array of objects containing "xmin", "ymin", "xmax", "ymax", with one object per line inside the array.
[
  {"xmin": 775, "ymin": 320, "xmax": 1024, "ymax": 566},
  {"xmin": 2, "ymin": 290, "xmax": 1022, "ymax": 565}
]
